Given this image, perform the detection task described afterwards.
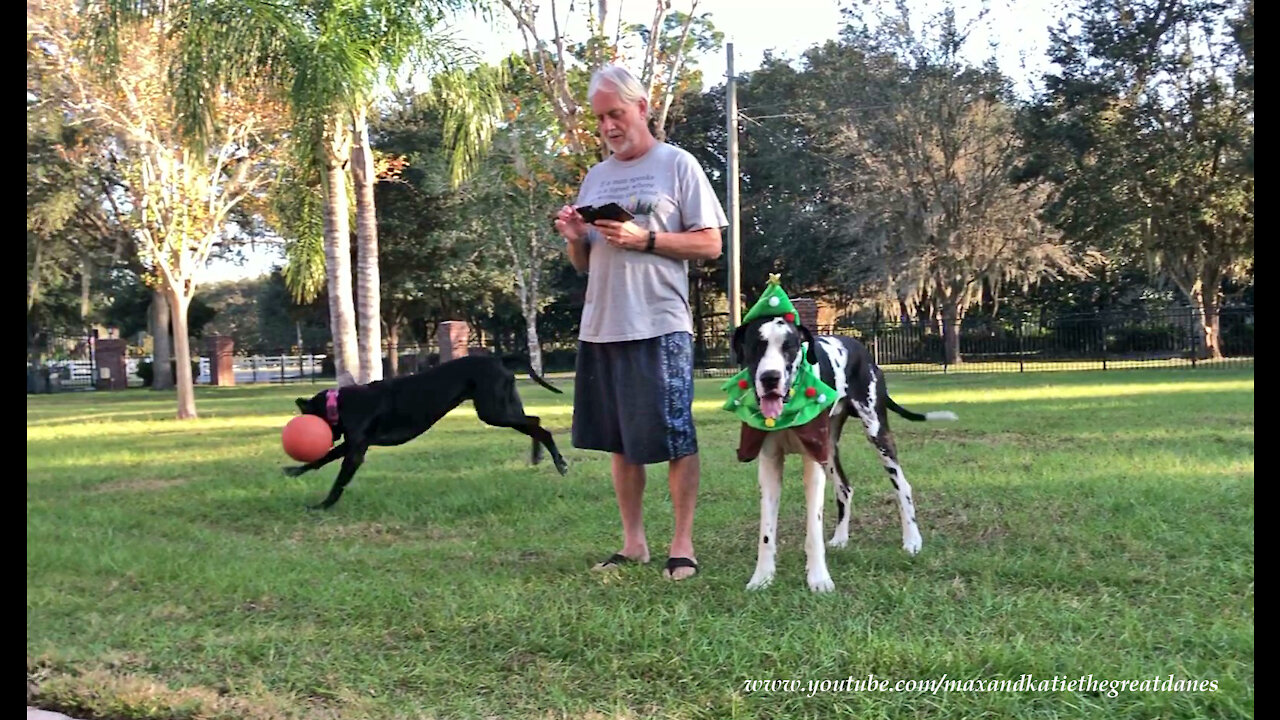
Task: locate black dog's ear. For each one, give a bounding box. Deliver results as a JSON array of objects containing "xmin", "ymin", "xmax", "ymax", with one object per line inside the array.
[
  {"xmin": 295, "ymin": 398, "xmax": 308, "ymax": 413},
  {"xmin": 731, "ymin": 322, "xmax": 751, "ymax": 366},
  {"xmin": 797, "ymin": 324, "xmax": 819, "ymax": 365}
]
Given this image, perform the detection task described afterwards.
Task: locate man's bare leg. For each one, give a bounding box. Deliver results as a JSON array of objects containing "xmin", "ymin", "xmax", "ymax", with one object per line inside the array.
[
  {"xmin": 665, "ymin": 452, "xmax": 700, "ymax": 580},
  {"xmin": 593, "ymin": 453, "xmax": 651, "ymax": 568}
]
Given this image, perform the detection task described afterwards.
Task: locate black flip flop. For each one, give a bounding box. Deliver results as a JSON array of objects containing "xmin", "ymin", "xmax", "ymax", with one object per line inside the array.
[
  {"xmin": 593, "ymin": 553, "xmax": 641, "ymax": 570},
  {"xmin": 664, "ymin": 556, "xmax": 699, "ymax": 579}
]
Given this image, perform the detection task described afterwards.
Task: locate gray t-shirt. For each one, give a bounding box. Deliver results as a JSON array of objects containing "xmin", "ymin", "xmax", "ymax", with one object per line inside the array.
[{"xmin": 575, "ymin": 142, "xmax": 729, "ymax": 343}]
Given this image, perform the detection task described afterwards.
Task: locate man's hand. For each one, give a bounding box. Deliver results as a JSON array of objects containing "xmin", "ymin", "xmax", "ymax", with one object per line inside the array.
[
  {"xmin": 554, "ymin": 205, "xmax": 588, "ymax": 243},
  {"xmin": 592, "ymin": 219, "xmax": 648, "ymax": 251},
  {"xmin": 558, "ymin": 204, "xmax": 592, "ymax": 273}
]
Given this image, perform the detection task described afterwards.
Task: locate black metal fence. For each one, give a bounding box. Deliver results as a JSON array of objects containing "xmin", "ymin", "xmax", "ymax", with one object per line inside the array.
[
  {"xmin": 691, "ymin": 306, "xmax": 1254, "ymax": 376},
  {"xmin": 27, "ymin": 306, "xmax": 1253, "ymax": 393},
  {"xmin": 26, "ymin": 331, "xmax": 100, "ymax": 392},
  {"xmin": 25, "ymin": 341, "xmax": 438, "ymax": 392}
]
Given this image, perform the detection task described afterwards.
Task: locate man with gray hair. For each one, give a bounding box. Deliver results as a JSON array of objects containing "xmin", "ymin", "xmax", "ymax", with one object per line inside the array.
[{"xmin": 554, "ymin": 64, "xmax": 727, "ymax": 581}]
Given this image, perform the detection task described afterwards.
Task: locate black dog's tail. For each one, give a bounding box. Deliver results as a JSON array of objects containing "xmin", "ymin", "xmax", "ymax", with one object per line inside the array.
[
  {"xmin": 527, "ymin": 367, "xmax": 563, "ymax": 394},
  {"xmin": 885, "ymin": 395, "xmax": 958, "ymax": 423}
]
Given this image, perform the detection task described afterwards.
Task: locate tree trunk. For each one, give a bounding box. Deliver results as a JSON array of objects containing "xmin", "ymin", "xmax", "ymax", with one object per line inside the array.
[
  {"xmin": 166, "ymin": 287, "xmax": 197, "ymax": 419},
  {"xmin": 385, "ymin": 319, "xmax": 400, "ymax": 377},
  {"xmin": 151, "ymin": 287, "xmax": 174, "ymax": 390},
  {"xmin": 692, "ymin": 266, "xmax": 705, "ymax": 364},
  {"xmin": 654, "ymin": 2, "xmax": 698, "ymax": 142},
  {"xmin": 320, "ymin": 132, "xmax": 361, "ymax": 384},
  {"xmin": 28, "ymin": 237, "xmax": 42, "ymax": 313},
  {"xmin": 1201, "ymin": 292, "xmax": 1223, "ymax": 359},
  {"xmin": 80, "ymin": 255, "xmax": 93, "ymax": 322},
  {"xmin": 505, "ymin": 228, "xmax": 544, "ymax": 375},
  {"xmin": 524, "ymin": 309, "xmax": 543, "ymax": 375},
  {"xmin": 597, "ymin": 0, "xmax": 611, "ymax": 35},
  {"xmin": 596, "ymin": 0, "xmax": 616, "ymax": 67},
  {"xmin": 641, "ymin": 0, "xmax": 665, "ymax": 94},
  {"xmin": 517, "ymin": 258, "xmax": 543, "ymax": 375},
  {"xmin": 941, "ymin": 300, "xmax": 963, "ymax": 365},
  {"xmin": 915, "ymin": 289, "xmax": 935, "ymax": 334},
  {"xmin": 351, "ymin": 109, "xmax": 383, "ymax": 384},
  {"xmin": 1188, "ymin": 287, "xmax": 1224, "ymax": 360},
  {"xmin": 1173, "ymin": 274, "xmax": 1225, "ymax": 361}
]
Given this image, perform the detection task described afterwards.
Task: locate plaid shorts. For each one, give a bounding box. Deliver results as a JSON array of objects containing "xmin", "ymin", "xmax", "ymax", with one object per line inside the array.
[{"xmin": 571, "ymin": 332, "xmax": 698, "ymax": 465}]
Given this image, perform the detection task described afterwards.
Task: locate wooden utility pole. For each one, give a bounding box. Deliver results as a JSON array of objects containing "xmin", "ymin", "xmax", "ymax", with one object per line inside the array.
[{"xmin": 726, "ymin": 42, "xmax": 742, "ymax": 330}]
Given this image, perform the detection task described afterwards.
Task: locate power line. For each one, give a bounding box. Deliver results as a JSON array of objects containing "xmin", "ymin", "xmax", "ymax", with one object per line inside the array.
[
  {"xmin": 746, "ymin": 112, "xmax": 811, "ymax": 121},
  {"xmin": 739, "ymin": 102, "xmax": 902, "ymax": 119},
  {"xmin": 738, "ymin": 109, "xmax": 1021, "ymax": 177},
  {"xmin": 736, "ymin": 111, "xmax": 860, "ymax": 178}
]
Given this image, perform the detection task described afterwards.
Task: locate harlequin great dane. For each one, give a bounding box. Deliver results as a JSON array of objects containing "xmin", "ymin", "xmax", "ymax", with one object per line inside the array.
[{"xmin": 731, "ymin": 317, "xmax": 957, "ymax": 592}]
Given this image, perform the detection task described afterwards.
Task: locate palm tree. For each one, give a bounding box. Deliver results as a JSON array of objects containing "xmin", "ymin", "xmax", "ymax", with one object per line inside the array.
[{"xmin": 92, "ymin": 0, "xmax": 505, "ymax": 385}]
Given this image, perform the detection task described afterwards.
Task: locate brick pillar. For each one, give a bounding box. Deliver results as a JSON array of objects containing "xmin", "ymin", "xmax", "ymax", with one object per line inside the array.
[
  {"xmin": 94, "ymin": 338, "xmax": 128, "ymax": 390},
  {"xmin": 207, "ymin": 336, "xmax": 235, "ymax": 386},
  {"xmin": 792, "ymin": 297, "xmax": 819, "ymax": 330},
  {"xmin": 437, "ymin": 321, "xmax": 470, "ymax": 363}
]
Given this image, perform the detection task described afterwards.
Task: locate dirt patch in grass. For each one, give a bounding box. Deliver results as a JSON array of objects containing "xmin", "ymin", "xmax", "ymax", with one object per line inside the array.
[
  {"xmin": 26, "ymin": 657, "xmax": 357, "ymax": 720},
  {"xmin": 948, "ymin": 432, "xmax": 1083, "ymax": 450},
  {"xmin": 91, "ymin": 478, "xmax": 193, "ymax": 494},
  {"xmin": 287, "ymin": 521, "xmax": 472, "ymax": 546},
  {"xmin": 846, "ymin": 494, "xmax": 1010, "ymax": 544}
]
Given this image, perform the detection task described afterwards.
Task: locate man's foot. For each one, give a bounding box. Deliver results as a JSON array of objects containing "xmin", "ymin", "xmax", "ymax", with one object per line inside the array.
[{"xmin": 663, "ymin": 556, "xmax": 699, "ymax": 581}]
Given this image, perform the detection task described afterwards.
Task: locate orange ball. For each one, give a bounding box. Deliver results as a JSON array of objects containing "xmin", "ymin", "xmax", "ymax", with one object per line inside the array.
[{"xmin": 282, "ymin": 414, "xmax": 333, "ymax": 463}]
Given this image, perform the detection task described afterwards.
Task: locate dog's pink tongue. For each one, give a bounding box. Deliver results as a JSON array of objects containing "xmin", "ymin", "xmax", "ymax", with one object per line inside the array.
[{"xmin": 761, "ymin": 395, "xmax": 784, "ymax": 419}]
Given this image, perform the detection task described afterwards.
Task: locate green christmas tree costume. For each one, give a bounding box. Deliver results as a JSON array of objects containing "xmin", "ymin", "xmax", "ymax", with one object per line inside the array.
[{"xmin": 722, "ymin": 274, "xmax": 839, "ymax": 463}]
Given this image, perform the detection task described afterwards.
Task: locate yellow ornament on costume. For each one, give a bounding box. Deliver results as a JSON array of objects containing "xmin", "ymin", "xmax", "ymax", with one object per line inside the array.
[{"xmin": 764, "ymin": 417, "xmax": 776, "ymax": 428}]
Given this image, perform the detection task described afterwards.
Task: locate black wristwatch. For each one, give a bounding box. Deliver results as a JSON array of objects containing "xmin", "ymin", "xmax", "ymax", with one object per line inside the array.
[{"xmin": 645, "ymin": 230, "xmax": 656, "ymax": 253}]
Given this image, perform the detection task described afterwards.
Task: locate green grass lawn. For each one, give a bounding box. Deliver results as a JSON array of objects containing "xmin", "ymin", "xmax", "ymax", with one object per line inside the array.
[{"xmin": 27, "ymin": 368, "xmax": 1254, "ymax": 719}]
